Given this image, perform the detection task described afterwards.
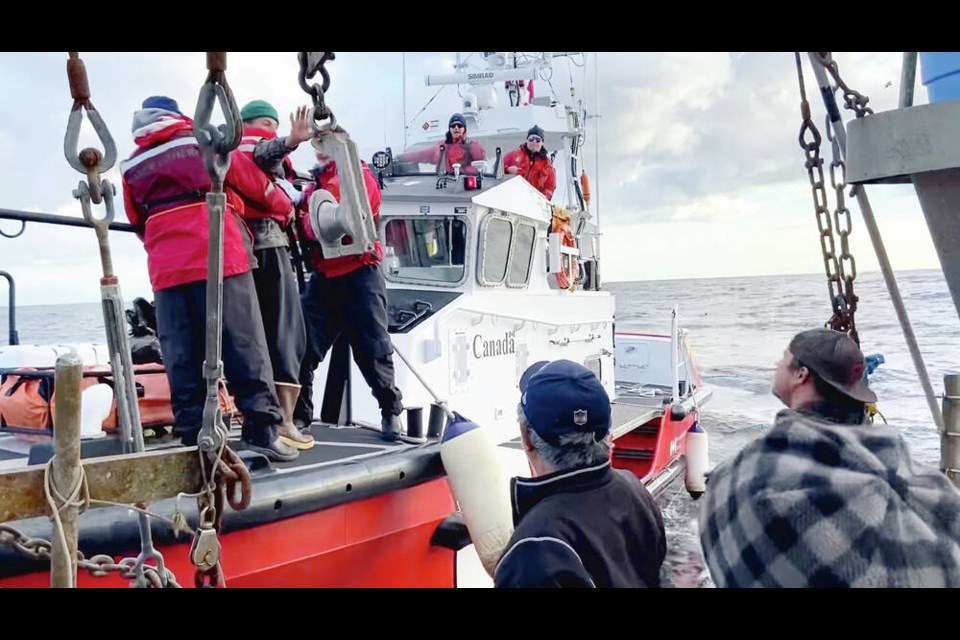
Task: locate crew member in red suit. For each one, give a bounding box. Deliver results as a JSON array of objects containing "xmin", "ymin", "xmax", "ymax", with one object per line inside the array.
[
  {"xmin": 504, "ymin": 125, "xmax": 556, "ymax": 199},
  {"xmin": 120, "ymin": 95, "xmax": 298, "ymax": 462},
  {"xmin": 394, "ymin": 113, "xmax": 486, "ymax": 174},
  {"xmin": 293, "ymin": 150, "xmax": 404, "ymax": 441}
]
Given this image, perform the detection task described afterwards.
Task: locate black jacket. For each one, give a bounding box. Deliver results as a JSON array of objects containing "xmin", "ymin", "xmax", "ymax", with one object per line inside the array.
[{"xmin": 493, "ymin": 461, "xmax": 666, "ymax": 588}]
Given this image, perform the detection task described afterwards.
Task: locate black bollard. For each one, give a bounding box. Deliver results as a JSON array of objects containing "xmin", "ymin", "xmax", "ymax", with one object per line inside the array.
[
  {"xmin": 406, "ymin": 406, "xmax": 424, "ymax": 440},
  {"xmin": 428, "ymin": 403, "xmax": 446, "ymax": 439}
]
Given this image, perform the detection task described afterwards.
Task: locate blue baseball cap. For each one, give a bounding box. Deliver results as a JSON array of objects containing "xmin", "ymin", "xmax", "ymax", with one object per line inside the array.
[
  {"xmin": 519, "ymin": 360, "xmax": 549, "ymax": 391},
  {"xmin": 519, "ymin": 360, "xmax": 611, "ymax": 445},
  {"xmin": 141, "ymin": 95, "xmax": 181, "ymax": 115}
]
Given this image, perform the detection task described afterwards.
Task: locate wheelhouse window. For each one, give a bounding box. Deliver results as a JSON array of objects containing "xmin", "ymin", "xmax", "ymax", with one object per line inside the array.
[
  {"xmin": 479, "ymin": 216, "xmax": 513, "ymax": 285},
  {"xmin": 508, "ymin": 222, "xmax": 536, "ymax": 287},
  {"xmin": 383, "ymin": 217, "xmax": 467, "ymax": 284}
]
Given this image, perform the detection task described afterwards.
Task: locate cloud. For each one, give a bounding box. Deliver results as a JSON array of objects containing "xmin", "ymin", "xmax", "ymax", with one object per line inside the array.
[
  {"xmin": 593, "ymin": 52, "xmax": 916, "ymax": 225},
  {"xmin": 0, "ymin": 51, "xmax": 942, "ymax": 305}
]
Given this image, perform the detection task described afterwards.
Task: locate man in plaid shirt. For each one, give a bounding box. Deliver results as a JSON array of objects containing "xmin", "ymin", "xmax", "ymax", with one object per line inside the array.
[{"xmin": 699, "ymin": 328, "xmax": 960, "ymax": 587}]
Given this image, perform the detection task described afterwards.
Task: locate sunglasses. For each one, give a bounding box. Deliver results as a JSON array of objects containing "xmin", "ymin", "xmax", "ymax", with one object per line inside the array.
[
  {"xmin": 450, "ymin": 124, "xmax": 465, "ymax": 130},
  {"xmin": 527, "ymin": 136, "xmax": 543, "ymax": 143}
]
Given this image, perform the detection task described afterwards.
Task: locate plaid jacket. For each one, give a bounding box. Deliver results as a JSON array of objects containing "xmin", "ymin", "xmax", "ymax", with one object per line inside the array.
[{"xmin": 699, "ymin": 408, "xmax": 960, "ymax": 587}]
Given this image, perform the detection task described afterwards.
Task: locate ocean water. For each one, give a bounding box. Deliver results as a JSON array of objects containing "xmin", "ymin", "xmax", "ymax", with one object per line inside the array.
[
  {"xmin": 2, "ymin": 268, "xmax": 957, "ymax": 587},
  {"xmin": 609, "ymin": 268, "xmax": 959, "ymax": 587}
]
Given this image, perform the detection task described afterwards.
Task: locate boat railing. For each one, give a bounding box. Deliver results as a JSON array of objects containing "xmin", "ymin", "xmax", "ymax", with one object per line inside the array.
[{"xmin": 0, "ymin": 270, "xmax": 16, "ymax": 346}]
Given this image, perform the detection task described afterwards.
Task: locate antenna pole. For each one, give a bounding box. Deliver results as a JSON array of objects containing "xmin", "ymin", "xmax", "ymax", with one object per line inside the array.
[{"xmin": 594, "ymin": 52, "xmax": 600, "ymax": 227}]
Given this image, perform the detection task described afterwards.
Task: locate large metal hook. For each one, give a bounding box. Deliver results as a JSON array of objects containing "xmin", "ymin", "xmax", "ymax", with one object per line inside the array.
[
  {"xmin": 193, "ymin": 54, "xmax": 243, "ymax": 190},
  {"xmin": 63, "ymin": 53, "xmax": 117, "ymax": 205}
]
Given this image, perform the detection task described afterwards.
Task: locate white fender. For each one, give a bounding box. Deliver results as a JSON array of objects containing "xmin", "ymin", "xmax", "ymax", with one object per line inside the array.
[
  {"xmin": 684, "ymin": 421, "xmax": 709, "ymax": 499},
  {"xmin": 439, "ymin": 414, "xmax": 514, "ymax": 577},
  {"xmin": 79, "ymin": 383, "xmax": 113, "ymax": 439}
]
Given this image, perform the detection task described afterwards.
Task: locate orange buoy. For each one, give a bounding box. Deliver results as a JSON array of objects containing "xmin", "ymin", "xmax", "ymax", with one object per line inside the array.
[{"xmin": 580, "ymin": 172, "xmax": 591, "ymax": 205}]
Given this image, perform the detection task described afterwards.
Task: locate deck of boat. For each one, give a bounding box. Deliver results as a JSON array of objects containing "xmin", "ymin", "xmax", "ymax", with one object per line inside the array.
[{"xmin": 0, "ymin": 388, "xmax": 704, "ymax": 472}]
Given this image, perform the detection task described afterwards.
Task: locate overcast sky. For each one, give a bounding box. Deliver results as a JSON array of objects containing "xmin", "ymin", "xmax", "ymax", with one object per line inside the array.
[{"xmin": 0, "ymin": 52, "xmax": 941, "ymax": 306}]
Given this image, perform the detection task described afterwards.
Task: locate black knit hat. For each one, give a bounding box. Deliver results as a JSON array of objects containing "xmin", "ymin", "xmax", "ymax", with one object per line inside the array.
[{"xmin": 527, "ymin": 125, "xmax": 545, "ymax": 140}]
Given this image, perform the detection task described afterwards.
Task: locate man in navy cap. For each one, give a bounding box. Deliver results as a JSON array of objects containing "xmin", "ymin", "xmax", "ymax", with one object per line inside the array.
[
  {"xmin": 699, "ymin": 328, "xmax": 960, "ymax": 587},
  {"xmin": 493, "ymin": 359, "xmax": 666, "ymax": 588}
]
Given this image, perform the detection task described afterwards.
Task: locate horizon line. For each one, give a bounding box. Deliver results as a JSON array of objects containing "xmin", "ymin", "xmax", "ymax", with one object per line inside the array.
[
  {"xmin": 603, "ymin": 266, "xmax": 942, "ymax": 285},
  {"xmin": 0, "ymin": 267, "xmax": 945, "ymax": 309}
]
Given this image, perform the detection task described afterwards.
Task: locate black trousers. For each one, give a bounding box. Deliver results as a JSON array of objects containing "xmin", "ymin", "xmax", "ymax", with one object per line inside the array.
[
  {"xmin": 294, "ymin": 264, "xmax": 403, "ymax": 422},
  {"xmin": 155, "ymin": 272, "xmax": 282, "ymax": 446},
  {"xmin": 251, "ymin": 245, "xmax": 307, "ymax": 386}
]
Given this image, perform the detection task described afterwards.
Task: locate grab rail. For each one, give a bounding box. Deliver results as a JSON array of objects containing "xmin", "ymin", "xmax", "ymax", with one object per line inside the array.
[
  {"xmin": 0, "ymin": 207, "xmax": 139, "ymax": 233},
  {"xmin": 0, "ymin": 270, "xmax": 17, "ymax": 345}
]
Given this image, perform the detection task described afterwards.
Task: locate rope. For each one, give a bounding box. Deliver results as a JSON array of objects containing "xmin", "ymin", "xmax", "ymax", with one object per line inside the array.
[{"xmin": 43, "ymin": 456, "xmax": 90, "ymax": 589}]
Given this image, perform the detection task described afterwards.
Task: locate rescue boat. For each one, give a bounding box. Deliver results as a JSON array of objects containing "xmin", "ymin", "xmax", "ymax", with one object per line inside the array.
[{"xmin": 0, "ymin": 51, "xmax": 711, "ymax": 588}]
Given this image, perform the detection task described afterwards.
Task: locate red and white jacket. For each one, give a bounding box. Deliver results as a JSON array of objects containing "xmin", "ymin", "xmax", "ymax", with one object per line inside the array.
[
  {"xmin": 235, "ymin": 126, "xmax": 295, "ymax": 227},
  {"xmin": 400, "ymin": 138, "xmax": 486, "ymax": 174},
  {"xmin": 298, "ymin": 161, "xmax": 384, "ymax": 279},
  {"xmin": 121, "ymin": 112, "xmax": 292, "ymax": 292},
  {"xmin": 504, "ymin": 145, "xmax": 556, "ymax": 199}
]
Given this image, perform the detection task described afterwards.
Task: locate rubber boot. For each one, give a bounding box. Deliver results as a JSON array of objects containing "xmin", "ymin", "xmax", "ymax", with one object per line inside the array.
[
  {"xmin": 245, "ymin": 434, "xmax": 300, "ymax": 462},
  {"xmin": 276, "ymin": 385, "xmax": 315, "ymax": 450},
  {"xmin": 381, "ymin": 414, "xmax": 402, "ymax": 442}
]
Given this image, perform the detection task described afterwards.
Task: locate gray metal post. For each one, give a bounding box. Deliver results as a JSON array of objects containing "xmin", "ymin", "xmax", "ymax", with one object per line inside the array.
[
  {"xmin": 899, "ymin": 52, "xmax": 918, "ymax": 109},
  {"xmin": 0, "ymin": 270, "xmax": 17, "ymax": 345},
  {"xmin": 50, "ymin": 352, "xmax": 82, "ymax": 588},
  {"xmin": 943, "ymin": 375, "xmax": 960, "ymax": 488}
]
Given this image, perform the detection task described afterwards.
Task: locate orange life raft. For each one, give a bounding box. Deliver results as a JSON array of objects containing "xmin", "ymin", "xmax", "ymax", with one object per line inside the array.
[{"xmin": 0, "ymin": 364, "xmax": 237, "ymax": 435}]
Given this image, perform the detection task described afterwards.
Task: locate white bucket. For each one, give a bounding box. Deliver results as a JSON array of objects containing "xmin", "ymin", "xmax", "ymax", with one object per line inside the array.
[{"xmin": 79, "ymin": 383, "xmax": 113, "ymax": 439}]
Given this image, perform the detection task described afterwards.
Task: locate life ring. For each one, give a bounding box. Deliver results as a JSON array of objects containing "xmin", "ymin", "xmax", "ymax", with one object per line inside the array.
[{"xmin": 550, "ymin": 211, "xmax": 578, "ymax": 291}]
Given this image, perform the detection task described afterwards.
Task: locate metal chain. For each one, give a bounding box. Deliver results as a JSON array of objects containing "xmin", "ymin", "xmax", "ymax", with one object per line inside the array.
[
  {"xmin": 187, "ymin": 438, "xmax": 252, "ymax": 588},
  {"xmin": 0, "ymin": 525, "xmax": 180, "ymax": 587},
  {"xmin": 816, "ymin": 52, "xmax": 873, "ymax": 343},
  {"xmin": 218, "ymin": 445, "xmax": 252, "ymax": 511},
  {"xmin": 828, "ymin": 125, "xmax": 859, "ymax": 343},
  {"xmin": 0, "ymin": 525, "xmax": 51, "ymax": 560},
  {"xmin": 298, "ymin": 52, "xmax": 337, "ymax": 130},
  {"xmin": 794, "ymin": 53, "xmax": 850, "ymax": 334},
  {"xmin": 816, "ymin": 52, "xmax": 874, "ymax": 119}
]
